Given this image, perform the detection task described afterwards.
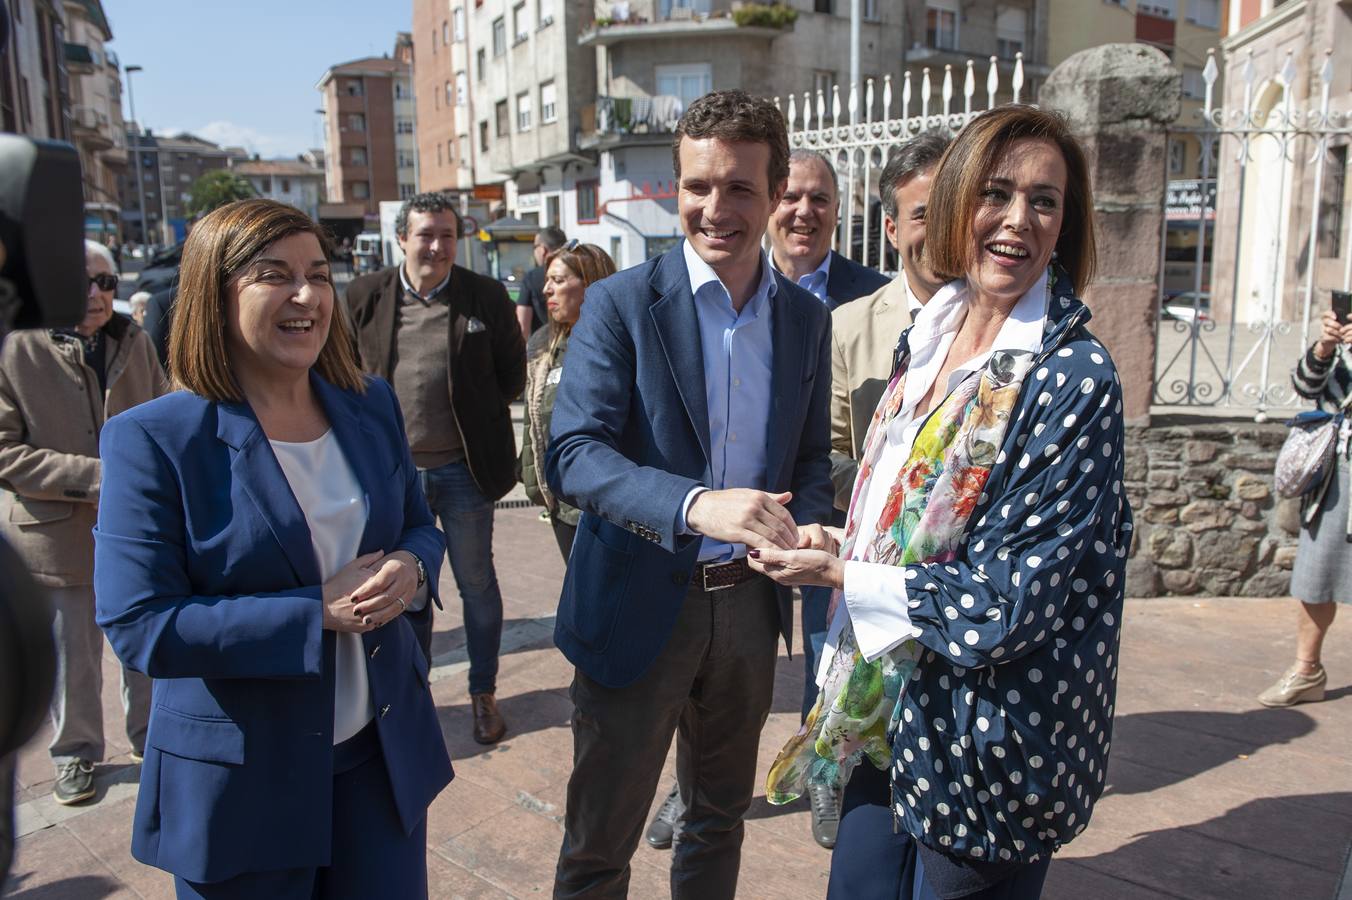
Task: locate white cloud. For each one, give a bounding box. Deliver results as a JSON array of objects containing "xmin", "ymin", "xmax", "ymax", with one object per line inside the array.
[{"xmin": 161, "ymin": 120, "xmax": 302, "ymax": 158}]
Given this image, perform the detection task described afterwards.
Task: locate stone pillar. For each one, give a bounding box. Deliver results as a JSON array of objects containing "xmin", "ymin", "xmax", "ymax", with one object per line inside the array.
[{"xmin": 1039, "ymin": 44, "xmax": 1181, "ymax": 426}]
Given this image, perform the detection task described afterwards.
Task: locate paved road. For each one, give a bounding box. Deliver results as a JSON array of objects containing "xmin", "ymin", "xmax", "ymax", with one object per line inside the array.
[{"xmin": 5, "ymin": 501, "xmax": 1350, "ymax": 898}]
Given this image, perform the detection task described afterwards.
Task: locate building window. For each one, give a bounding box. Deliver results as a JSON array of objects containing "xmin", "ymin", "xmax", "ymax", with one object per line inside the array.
[
  {"xmin": 577, "ymin": 179, "xmax": 599, "ymax": 224},
  {"xmin": 347, "ymin": 113, "xmax": 366, "ymax": 131},
  {"xmin": 396, "ymin": 118, "xmax": 414, "ymax": 134},
  {"xmin": 512, "ymin": 2, "xmax": 529, "ymax": 42},
  {"xmin": 814, "ymin": 0, "xmax": 831, "ymax": 10},
  {"xmin": 1186, "ymin": 0, "xmax": 1219, "ymax": 28},
  {"xmin": 445, "ymin": 80, "xmax": 453, "ymax": 106},
  {"xmin": 546, "ymin": 193, "xmax": 560, "ymax": 226},
  {"xmin": 447, "ymin": 139, "xmax": 455, "ymax": 163},
  {"xmin": 456, "ymin": 71, "xmax": 469, "ymax": 107},
  {"xmin": 476, "ymin": 47, "xmax": 487, "ymax": 81},
  {"xmin": 813, "ymin": 70, "xmax": 835, "ymax": 102},
  {"xmin": 459, "ymin": 136, "xmax": 470, "ymax": 165},
  {"xmin": 1320, "ymin": 145, "xmax": 1347, "ymax": 259},
  {"xmin": 862, "ymin": 0, "xmax": 878, "ymax": 19},
  {"xmin": 351, "ymin": 181, "xmax": 370, "ymax": 200},
  {"xmin": 442, "ymin": 20, "xmax": 449, "ymax": 44},
  {"xmin": 1139, "ymin": 0, "xmax": 1176, "ymax": 17},
  {"xmin": 996, "ymin": 7, "xmax": 1025, "ymax": 59},
  {"xmin": 400, "ymin": 182, "xmax": 416, "ymax": 199},
  {"xmin": 398, "ymin": 151, "xmax": 415, "ymax": 168},
  {"xmin": 438, "ymin": 143, "xmax": 444, "ymax": 166},
  {"xmin": 431, "ymin": 26, "xmax": 437, "ymax": 54},
  {"xmin": 1182, "ymin": 65, "xmax": 1205, "ymax": 100},
  {"xmin": 541, "ymin": 81, "xmax": 557, "ymax": 124},
  {"xmin": 479, "ymin": 120, "xmax": 490, "ymax": 152},
  {"xmin": 1168, "ymin": 138, "xmax": 1186, "ymax": 175},
  {"xmin": 281, "ymin": 178, "xmax": 291, "ymax": 193},
  {"xmin": 495, "ymin": 99, "xmax": 509, "ymax": 136},
  {"xmin": 345, "ymin": 80, "xmax": 363, "ymax": 97},
  {"xmin": 656, "ymin": 63, "xmax": 712, "ymax": 108},
  {"xmin": 492, "ymin": 17, "xmax": 506, "ymax": 56},
  {"xmin": 925, "ymin": 2, "xmax": 957, "ymax": 50},
  {"xmin": 351, "ymin": 147, "xmax": 367, "ymax": 165},
  {"xmin": 395, "ymin": 82, "xmax": 406, "ymax": 99},
  {"xmin": 537, "ymin": 0, "xmax": 553, "ymax": 28},
  {"xmin": 453, "ymin": 6, "xmax": 466, "ymax": 41},
  {"xmin": 517, "ymin": 91, "xmax": 533, "ymax": 131}
]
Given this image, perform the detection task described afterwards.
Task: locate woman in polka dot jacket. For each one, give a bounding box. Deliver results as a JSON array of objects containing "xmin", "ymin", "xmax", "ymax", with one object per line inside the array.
[{"xmin": 750, "ymin": 106, "xmax": 1133, "ymax": 899}]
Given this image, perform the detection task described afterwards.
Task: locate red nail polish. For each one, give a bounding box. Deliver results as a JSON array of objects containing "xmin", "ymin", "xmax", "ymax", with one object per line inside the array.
[{"xmin": 749, "ymin": 549, "xmax": 761, "ymax": 559}]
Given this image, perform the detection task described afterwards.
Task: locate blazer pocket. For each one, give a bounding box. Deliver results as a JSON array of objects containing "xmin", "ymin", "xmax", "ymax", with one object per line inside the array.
[
  {"xmin": 558, "ymin": 517, "xmax": 634, "ymax": 653},
  {"xmin": 8, "ymin": 497, "xmax": 73, "ymax": 526},
  {"xmin": 148, "ymin": 706, "xmax": 245, "ymax": 765}
]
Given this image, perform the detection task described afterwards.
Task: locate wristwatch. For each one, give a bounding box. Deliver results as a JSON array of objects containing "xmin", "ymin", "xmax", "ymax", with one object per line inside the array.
[{"xmin": 410, "ymin": 554, "xmax": 427, "ymax": 589}]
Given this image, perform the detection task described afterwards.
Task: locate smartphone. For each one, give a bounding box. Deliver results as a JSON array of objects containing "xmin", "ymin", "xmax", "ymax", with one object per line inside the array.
[{"xmin": 1334, "ymin": 290, "xmax": 1352, "ymax": 324}]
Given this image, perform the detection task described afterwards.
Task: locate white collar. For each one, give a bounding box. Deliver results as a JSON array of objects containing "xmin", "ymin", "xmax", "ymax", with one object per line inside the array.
[
  {"xmin": 902, "ymin": 275, "xmax": 925, "ymax": 315},
  {"xmin": 899, "ymin": 270, "xmax": 1050, "ymax": 420}
]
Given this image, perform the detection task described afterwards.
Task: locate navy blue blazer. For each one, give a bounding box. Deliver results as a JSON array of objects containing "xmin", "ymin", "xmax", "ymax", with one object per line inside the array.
[
  {"xmin": 94, "ymin": 374, "xmax": 453, "ymax": 884},
  {"xmin": 544, "ymin": 244, "xmax": 834, "ymax": 688},
  {"xmin": 824, "ymin": 249, "xmax": 890, "ymax": 311}
]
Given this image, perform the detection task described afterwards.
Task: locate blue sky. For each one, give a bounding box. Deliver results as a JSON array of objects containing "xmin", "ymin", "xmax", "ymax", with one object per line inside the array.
[{"xmin": 103, "ymin": 0, "xmax": 412, "ymax": 158}]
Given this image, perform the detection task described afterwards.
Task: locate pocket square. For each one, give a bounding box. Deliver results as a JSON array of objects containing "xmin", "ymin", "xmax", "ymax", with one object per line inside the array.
[{"xmin": 466, "ymin": 316, "xmax": 487, "ymax": 334}]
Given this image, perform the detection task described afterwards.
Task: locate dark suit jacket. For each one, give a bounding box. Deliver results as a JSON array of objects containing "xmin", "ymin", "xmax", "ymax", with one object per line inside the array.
[
  {"xmin": 345, "ymin": 265, "xmax": 526, "ymax": 502},
  {"xmin": 544, "ymin": 245, "xmax": 834, "ymax": 688},
  {"xmin": 516, "ymin": 265, "xmax": 548, "ymax": 333},
  {"xmin": 142, "ymin": 286, "xmax": 175, "ymax": 368},
  {"xmin": 823, "ymin": 249, "xmax": 891, "ymax": 311},
  {"xmin": 94, "ymin": 375, "xmax": 453, "ymax": 883}
]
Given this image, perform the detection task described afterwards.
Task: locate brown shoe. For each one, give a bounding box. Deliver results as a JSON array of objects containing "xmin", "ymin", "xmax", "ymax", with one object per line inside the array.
[{"xmin": 471, "ymin": 693, "xmax": 507, "ymax": 744}]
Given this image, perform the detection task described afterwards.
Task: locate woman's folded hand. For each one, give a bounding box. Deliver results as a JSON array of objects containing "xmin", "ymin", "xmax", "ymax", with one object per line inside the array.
[{"xmin": 747, "ymin": 546, "xmax": 845, "ymax": 590}]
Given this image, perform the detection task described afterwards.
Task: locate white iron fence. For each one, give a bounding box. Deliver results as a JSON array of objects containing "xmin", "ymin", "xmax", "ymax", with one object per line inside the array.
[
  {"xmin": 1157, "ymin": 47, "xmax": 1352, "ymax": 419},
  {"xmin": 775, "ymin": 54, "xmax": 1027, "ymax": 276}
]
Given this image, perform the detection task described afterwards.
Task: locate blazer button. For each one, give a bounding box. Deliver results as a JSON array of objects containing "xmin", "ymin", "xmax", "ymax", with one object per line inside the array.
[
  {"xmin": 671, "ymin": 572, "xmax": 688, "ymax": 586},
  {"xmin": 380, "ymin": 704, "xmax": 391, "ymax": 718},
  {"xmin": 369, "ymin": 643, "xmax": 381, "ymax": 658}
]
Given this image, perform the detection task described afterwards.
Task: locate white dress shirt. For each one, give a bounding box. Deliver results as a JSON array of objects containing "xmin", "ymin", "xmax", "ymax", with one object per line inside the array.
[
  {"xmin": 270, "ymin": 430, "xmax": 375, "ymax": 744},
  {"xmin": 817, "ymin": 272, "xmax": 1050, "ymax": 685}
]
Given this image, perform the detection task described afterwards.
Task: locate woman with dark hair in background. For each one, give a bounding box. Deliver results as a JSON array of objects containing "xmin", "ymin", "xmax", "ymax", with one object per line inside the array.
[
  {"xmin": 519, "ymin": 241, "xmax": 616, "ymax": 561},
  {"xmin": 755, "ymin": 106, "xmax": 1133, "ymax": 899},
  {"xmin": 94, "ymin": 199, "xmax": 452, "ymax": 898}
]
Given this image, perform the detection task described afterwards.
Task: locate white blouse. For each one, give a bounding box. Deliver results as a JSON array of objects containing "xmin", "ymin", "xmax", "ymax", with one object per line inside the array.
[
  {"xmin": 818, "ymin": 274, "xmax": 1050, "ymax": 685},
  {"xmin": 270, "ymin": 430, "xmax": 374, "ymax": 744}
]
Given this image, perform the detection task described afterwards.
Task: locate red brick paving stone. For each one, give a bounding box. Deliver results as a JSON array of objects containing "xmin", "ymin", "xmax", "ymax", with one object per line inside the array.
[
  {"xmin": 4, "ymin": 824, "xmax": 133, "ymax": 899},
  {"xmin": 425, "ymin": 847, "xmax": 515, "ymax": 900},
  {"xmin": 436, "ymin": 801, "xmax": 566, "ymax": 896},
  {"xmin": 59, "ymin": 795, "xmax": 175, "ymax": 899},
  {"xmin": 425, "ymin": 776, "xmax": 517, "ymax": 848},
  {"xmin": 1043, "ymin": 859, "xmax": 1178, "ymax": 900}
]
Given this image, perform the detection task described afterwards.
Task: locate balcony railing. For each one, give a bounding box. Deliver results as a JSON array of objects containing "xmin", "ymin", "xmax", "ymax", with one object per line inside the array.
[{"xmin": 583, "ymin": 94, "xmax": 686, "ymax": 141}]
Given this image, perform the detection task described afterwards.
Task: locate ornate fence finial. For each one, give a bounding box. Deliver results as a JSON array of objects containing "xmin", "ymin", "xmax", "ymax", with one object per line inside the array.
[
  {"xmin": 831, "ymin": 82, "xmax": 842, "ymax": 130},
  {"xmin": 1013, "ymin": 51, "xmax": 1025, "ymax": 104},
  {"xmin": 882, "ymin": 73, "xmax": 893, "ymax": 122},
  {"xmin": 987, "ymin": 55, "xmax": 999, "ymax": 110},
  {"xmin": 866, "ymin": 77, "xmax": 875, "ymax": 124},
  {"xmin": 963, "ymin": 59, "xmax": 975, "ymax": 119},
  {"xmin": 785, "ymin": 93, "xmax": 796, "ymax": 135},
  {"xmin": 903, "ymin": 69, "xmax": 913, "ymax": 123},
  {"xmin": 1202, "ymin": 48, "xmax": 1218, "ymax": 121},
  {"xmin": 921, "ymin": 66, "xmax": 932, "ymax": 124},
  {"xmin": 942, "ymin": 64, "xmax": 954, "ymax": 119}
]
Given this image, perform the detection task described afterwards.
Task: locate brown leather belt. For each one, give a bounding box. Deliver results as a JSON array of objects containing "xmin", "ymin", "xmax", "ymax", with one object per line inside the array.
[{"xmin": 697, "ymin": 557, "xmax": 757, "ymax": 592}]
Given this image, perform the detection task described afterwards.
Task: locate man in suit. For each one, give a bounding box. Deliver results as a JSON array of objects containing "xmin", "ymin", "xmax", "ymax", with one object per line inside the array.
[
  {"xmin": 829, "ymin": 132, "xmax": 951, "ymax": 509},
  {"xmin": 345, "ymin": 192, "xmax": 525, "ymax": 745},
  {"xmin": 674, "ymin": 146, "xmax": 885, "ymax": 851},
  {"xmin": 515, "ymin": 225, "xmax": 567, "ymax": 343},
  {"xmin": 546, "ymin": 90, "xmax": 834, "ymax": 900}
]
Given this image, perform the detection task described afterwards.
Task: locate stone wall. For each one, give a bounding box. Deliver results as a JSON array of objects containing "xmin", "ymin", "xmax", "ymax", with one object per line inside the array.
[{"xmin": 1123, "ymin": 417, "xmax": 1300, "ymax": 598}]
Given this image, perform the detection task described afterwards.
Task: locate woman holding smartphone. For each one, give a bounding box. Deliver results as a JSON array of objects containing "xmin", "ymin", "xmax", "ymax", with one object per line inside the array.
[{"xmin": 1260, "ymin": 301, "xmax": 1352, "ymax": 707}]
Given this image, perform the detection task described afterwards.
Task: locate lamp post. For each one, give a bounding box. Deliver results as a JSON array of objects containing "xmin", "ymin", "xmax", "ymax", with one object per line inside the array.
[{"xmin": 124, "ymin": 64, "xmax": 150, "ymax": 252}]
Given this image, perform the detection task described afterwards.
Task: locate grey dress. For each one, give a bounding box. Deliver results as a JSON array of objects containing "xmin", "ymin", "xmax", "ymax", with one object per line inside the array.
[{"xmin": 1289, "ymin": 345, "xmax": 1352, "ymax": 604}]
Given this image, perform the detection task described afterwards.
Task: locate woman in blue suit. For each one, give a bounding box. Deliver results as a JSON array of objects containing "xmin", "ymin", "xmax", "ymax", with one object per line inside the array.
[{"xmin": 94, "ymin": 199, "xmax": 453, "ymax": 899}]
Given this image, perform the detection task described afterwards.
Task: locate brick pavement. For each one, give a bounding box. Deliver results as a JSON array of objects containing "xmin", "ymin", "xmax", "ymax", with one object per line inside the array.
[{"xmin": 5, "ymin": 502, "xmax": 1351, "ymax": 899}]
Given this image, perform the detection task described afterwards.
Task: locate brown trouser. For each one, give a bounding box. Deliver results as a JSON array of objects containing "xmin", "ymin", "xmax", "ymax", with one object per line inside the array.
[{"xmin": 554, "ymin": 575, "xmax": 779, "ymax": 900}]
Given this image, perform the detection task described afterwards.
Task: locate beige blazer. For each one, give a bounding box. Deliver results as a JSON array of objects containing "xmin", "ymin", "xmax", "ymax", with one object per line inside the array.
[
  {"xmin": 829, "ymin": 276, "xmax": 914, "ymax": 511},
  {"xmin": 0, "ymin": 316, "xmax": 167, "ymax": 586}
]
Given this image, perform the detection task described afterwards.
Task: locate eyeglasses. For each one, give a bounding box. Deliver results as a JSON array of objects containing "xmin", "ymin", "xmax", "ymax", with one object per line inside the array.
[
  {"xmin": 563, "ymin": 239, "xmax": 579, "ymax": 251},
  {"xmin": 88, "ymin": 273, "xmax": 118, "ymax": 292}
]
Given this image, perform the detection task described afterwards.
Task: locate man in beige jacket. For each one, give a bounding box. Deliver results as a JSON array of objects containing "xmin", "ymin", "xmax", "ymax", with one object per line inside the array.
[
  {"xmin": 0, "ymin": 241, "xmax": 167, "ymax": 804},
  {"xmin": 830, "ymin": 132, "xmax": 952, "ymax": 510}
]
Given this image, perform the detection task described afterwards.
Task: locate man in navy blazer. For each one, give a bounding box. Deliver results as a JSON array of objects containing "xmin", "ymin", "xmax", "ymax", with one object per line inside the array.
[{"xmin": 545, "ymin": 91, "xmax": 834, "ymax": 900}]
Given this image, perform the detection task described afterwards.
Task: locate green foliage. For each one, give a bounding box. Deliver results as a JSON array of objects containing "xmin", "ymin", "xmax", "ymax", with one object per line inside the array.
[
  {"xmin": 731, "ymin": 2, "xmax": 798, "ymax": 28},
  {"xmin": 185, "ymin": 170, "xmax": 257, "ymax": 217}
]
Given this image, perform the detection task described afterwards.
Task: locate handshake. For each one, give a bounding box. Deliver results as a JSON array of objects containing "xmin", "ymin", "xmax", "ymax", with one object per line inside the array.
[{"xmin": 687, "ymin": 488, "xmax": 846, "ymax": 590}]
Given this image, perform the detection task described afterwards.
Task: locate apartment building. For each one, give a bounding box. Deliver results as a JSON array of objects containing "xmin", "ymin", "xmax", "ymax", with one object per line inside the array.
[
  {"xmin": 119, "ymin": 131, "xmax": 246, "ymax": 245},
  {"xmin": 412, "ymin": 0, "xmax": 469, "ymax": 192},
  {"xmin": 62, "ymin": 0, "xmax": 126, "ymax": 241},
  {"xmin": 317, "ymin": 36, "xmax": 417, "ymax": 223},
  {"xmin": 231, "ymin": 158, "xmax": 327, "ymax": 220},
  {"xmin": 0, "ymin": 0, "xmax": 71, "ymax": 142}
]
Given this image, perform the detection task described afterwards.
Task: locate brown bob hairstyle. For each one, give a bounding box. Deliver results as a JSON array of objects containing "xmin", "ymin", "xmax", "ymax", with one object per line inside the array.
[
  {"xmin": 543, "ymin": 242, "xmax": 617, "ymax": 336},
  {"xmin": 924, "ymin": 105, "xmax": 1097, "ymax": 294},
  {"xmin": 169, "ymin": 199, "xmax": 364, "ymax": 402}
]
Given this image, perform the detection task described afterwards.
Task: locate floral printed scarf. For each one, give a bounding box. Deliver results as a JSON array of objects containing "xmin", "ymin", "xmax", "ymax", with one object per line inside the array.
[{"xmin": 765, "ymin": 292, "xmax": 1040, "ymax": 805}]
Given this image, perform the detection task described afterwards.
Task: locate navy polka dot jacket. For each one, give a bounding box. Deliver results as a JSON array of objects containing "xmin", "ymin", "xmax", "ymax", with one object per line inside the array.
[{"xmin": 888, "ymin": 275, "xmax": 1133, "ymax": 865}]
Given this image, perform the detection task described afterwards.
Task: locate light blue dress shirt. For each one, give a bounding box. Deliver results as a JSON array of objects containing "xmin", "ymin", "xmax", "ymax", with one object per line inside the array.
[
  {"xmin": 789, "ymin": 251, "xmax": 833, "ymax": 305},
  {"xmin": 679, "ymin": 239, "xmax": 777, "ymax": 562}
]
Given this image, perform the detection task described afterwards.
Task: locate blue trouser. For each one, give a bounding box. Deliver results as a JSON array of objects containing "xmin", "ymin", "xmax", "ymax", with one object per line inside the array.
[
  {"xmin": 174, "ymin": 725, "xmax": 427, "ymax": 899},
  {"xmin": 420, "ymin": 460, "xmax": 504, "ymax": 695},
  {"xmin": 829, "ymin": 763, "xmax": 1052, "ymax": 899},
  {"xmin": 799, "ymin": 585, "xmax": 832, "ymax": 721}
]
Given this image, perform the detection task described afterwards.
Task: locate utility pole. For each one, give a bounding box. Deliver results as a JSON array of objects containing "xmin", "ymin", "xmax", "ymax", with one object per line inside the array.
[{"xmin": 124, "ymin": 65, "xmax": 149, "ymax": 251}]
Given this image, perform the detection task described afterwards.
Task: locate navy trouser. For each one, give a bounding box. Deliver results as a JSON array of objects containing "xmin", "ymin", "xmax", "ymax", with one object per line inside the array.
[
  {"xmin": 174, "ymin": 725, "xmax": 428, "ymax": 899},
  {"xmin": 799, "ymin": 584, "xmax": 832, "ymax": 720},
  {"xmin": 829, "ymin": 763, "xmax": 1051, "ymax": 900},
  {"xmin": 420, "ymin": 460, "xmax": 504, "ymax": 694}
]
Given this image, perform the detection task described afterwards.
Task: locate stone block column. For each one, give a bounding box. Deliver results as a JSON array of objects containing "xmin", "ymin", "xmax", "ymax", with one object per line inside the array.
[{"xmin": 1039, "ymin": 44, "xmax": 1181, "ymax": 426}]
